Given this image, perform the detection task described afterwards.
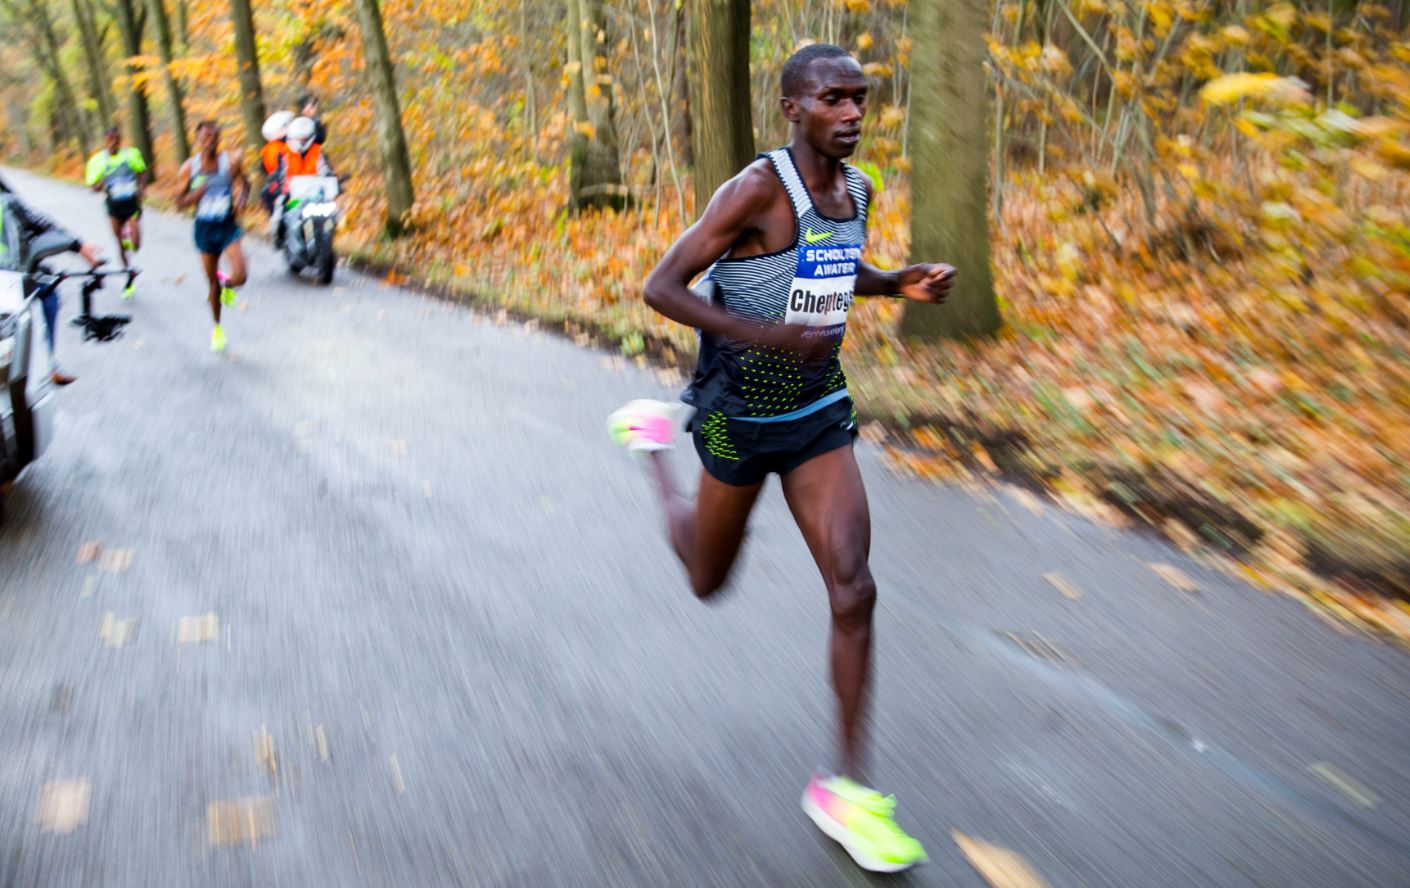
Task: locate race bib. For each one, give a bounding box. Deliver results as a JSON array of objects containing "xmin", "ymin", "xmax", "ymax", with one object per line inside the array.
[
  {"xmin": 108, "ymin": 178, "xmax": 138, "ymax": 200},
  {"xmin": 785, "ymin": 242, "xmax": 861, "ymax": 333},
  {"xmin": 196, "ymin": 193, "xmax": 231, "ymax": 221}
]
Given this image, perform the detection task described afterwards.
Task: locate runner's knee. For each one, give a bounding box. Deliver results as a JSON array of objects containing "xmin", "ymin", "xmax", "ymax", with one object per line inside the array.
[{"xmin": 829, "ymin": 563, "xmax": 876, "ymax": 630}]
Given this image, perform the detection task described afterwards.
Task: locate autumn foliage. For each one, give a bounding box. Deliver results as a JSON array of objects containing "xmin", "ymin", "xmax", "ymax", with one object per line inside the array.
[{"xmin": 2, "ymin": 0, "xmax": 1409, "ymax": 636}]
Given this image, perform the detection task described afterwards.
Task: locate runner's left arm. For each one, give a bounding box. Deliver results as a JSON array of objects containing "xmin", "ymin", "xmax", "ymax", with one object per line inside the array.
[
  {"xmin": 231, "ymin": 157, "xmax": 251, "ymax": 215},
  {"xmin": 852, "ymin": 178, "xmax": 955, "ymax": 303}
]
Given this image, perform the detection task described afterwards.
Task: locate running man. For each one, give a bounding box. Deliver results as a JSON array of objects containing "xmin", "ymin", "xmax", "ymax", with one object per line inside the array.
[
  {"xmin": 175, "ymin": 121, "xmax": 249, "ymax": 353},
  {"xmin": 84, "ymin": 126, "xmax": 147, "ymax": 299},
  {"xmin": 607, "ymin": 43, "xmax": 954, "ymax": 873}
]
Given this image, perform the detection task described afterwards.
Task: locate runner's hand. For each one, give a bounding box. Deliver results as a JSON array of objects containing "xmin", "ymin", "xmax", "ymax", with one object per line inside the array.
[
  {"xmin": 78, "ymin": 243, "xmax": 104, "ymax": 267},
  {"xmin": 897, "ymin": 263, "xmax": 956, "ymax": 304}
]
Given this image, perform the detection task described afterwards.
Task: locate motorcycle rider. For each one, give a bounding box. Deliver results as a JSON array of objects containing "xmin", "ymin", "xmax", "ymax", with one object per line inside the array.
[
  {"xmin": 273, "ymin": 116, "xmax": 335, "ymax": 249},
  {"xmin": 0, "ymin": 176, "xmax": 104, "ymax": 385},
  {"xmin": 260, "ymin": 111, "xmax": 294, "ymax": 246}
]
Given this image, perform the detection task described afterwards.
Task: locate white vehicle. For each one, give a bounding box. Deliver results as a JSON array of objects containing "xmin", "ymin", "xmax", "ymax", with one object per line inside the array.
[{"xmin": 281, "ymin": 175, "xmax": 340, "ymax": 285}]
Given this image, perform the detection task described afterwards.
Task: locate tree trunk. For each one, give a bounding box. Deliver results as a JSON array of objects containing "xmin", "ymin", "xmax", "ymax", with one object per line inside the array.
[
  {"xmin": 112, "ymin": 0, "xmax": 156, "ymax": 174},
  {"xmin": 144, "ymin": 0, "xmax": 190, "ymax": 161},
  {"xmin": 564, "ymin": 0, "xmax": 624, "ymax": 211},
  {"xmin": 351, "ymin": 0, "xmax": 415, "ymax": 236},
  {"xmin": 175, "ymin": 0, "xmax": 188, "ymax": 49},
  {"xmin": 686, "ymin": 0, "xmax": 752, "ymax": 216},
  {"xmin": 901, "ymin": 0, "xmax": 999, "ymax": 340},
  {"xmin": 27, "ymin": 0, "xmax": 92, "ymax": 151},
  {"xmin": 229, "ymin": 0, "xmax": 266, "ymax": 150},
  {"xmin": 72, "ymin": 0, "xmax": 116, "ymax": 126}
]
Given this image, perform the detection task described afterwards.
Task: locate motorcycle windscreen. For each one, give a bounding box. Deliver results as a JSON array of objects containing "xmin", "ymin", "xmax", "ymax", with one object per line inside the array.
[{"xmin": 287, "ymin": 176, "xmax": 339, "ymax": 201}]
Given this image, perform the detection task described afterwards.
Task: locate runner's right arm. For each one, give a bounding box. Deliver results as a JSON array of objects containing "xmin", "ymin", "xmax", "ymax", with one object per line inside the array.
[
  {"xmin": 644, "ymin": 165, "xmax": 832, "ymax": 360},
  {"xmin": 174, "ymin": 159, "xmax": 202, "ymax": 210}
]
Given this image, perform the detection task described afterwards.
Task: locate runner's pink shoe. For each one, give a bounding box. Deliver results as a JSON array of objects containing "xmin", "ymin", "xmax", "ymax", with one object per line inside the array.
[{"xmin": 606, "ymin": 400, "xmax": 679, "ymax": 454}]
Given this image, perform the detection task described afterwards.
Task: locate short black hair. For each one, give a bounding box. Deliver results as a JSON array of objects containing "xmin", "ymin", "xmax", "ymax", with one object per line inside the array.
[
  {"xmin": 780, "ymin": 43, "xmax": 853, "ymax": 98},
  {"xmin": 196, "ymin": 119, "xmax": 219, "ymax": 133},
  {"xmin": 298, "ymin": 94, "xmax": 317, "ymax": 109},
  {"xmin": 105, "ymin": 125, "xmax": 120, "ymax": 137}
]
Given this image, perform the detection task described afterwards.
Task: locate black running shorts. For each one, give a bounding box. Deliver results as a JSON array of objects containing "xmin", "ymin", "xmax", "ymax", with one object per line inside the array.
[
  {"xmin": 689, "ymin": 395, "xmax": 858, "ymax": 487},
  {"xmin": 107, "ymin": 197, "xmax": 140, "ymax": 222}
]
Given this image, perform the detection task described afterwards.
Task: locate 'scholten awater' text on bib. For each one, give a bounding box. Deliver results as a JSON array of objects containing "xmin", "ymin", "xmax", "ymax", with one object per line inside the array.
[{"xmin": 786, "ymin": 242, "xmax": 861, "ymax": 334}]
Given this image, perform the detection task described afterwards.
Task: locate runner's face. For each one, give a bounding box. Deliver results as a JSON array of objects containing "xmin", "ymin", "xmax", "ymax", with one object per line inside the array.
[
  {"xmin": 198, "ymin": 126, "xmax": 220, "ymax": 154},
  {"xmin": 104, "ymin": 132, "xmax": 120, "ymax": 152},
  {"xmin": 790, "ymin": 58, "xmax": 867, "ymax": 159}
]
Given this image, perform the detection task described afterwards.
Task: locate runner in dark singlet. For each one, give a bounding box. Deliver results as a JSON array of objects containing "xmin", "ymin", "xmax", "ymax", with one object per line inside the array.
[
  {"xmin": 608, "ymin": 44, "xmax": 955, "ymax": 873},
  {"xmin": 175, "ymin": 121, "xmax": 250, "ymax": 353},
  {"xmin": 85, "ymin": 126, "xmax": 148, "ymax": 299}
]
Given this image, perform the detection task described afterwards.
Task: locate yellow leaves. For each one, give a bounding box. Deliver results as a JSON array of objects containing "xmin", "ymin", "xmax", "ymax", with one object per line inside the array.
[
  {"xmin": 38, "ymin": 780, "xmax": 91, "ymax": 835},
  {"xmin": 574, "ymin": 121, "xmax": 596, "ymax": 139},
  {"xmin": 842, "ymin": 0, "xmax": 869, "ymax": 13},
  {"xmin": 952, "ymin": 832, "xmax": 1052, "ymax": 888},
  {"xmin": 1221, "ymin": 25, "xmax": 1251, "ymax": 47},
  {"xmin": 1148, "ymin": 1, "xmax": 1174, "ymax": 35},
  {"xmin": 1199, "ymin": 73, "xmax": 1308, "ymax": 106},
  {"xmin": 862, "ymin": 62, "xmax": 894, "ymax": 78},
  {"xmin": 1055, "ymin": 242, "xmax": 1082, "ymax": 281},
  {"xmin": 1040, "ymin": 45, "xmax": 1071, "ymax": 76},
  {"xmin": 856, "ymin": 32, "xmax": 874, "ymax": 51},
  {"xmin": 878, "ymin": 105, "xmax": 905, "ymax": 129}
]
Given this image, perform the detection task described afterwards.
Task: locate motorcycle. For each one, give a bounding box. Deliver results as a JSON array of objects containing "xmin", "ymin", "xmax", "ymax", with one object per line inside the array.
[
  {"xmin": 279, "ymin": 175, "xmax": 340, "ymax": 285},
  {"xmin": 1, "ymin": 232, "xmax": 133, "ymax": 521}
]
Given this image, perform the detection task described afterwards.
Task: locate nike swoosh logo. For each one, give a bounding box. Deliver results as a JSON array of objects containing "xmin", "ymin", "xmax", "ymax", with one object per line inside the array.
[{"xmin": 803, "ymin": 228, "xmax": 833, "ymax": 244}]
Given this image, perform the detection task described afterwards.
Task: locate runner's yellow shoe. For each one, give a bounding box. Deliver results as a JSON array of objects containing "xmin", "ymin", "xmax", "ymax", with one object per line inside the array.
[{"xmin": 802, "ymin": 773, "xmax": 928, "ymax": 873}]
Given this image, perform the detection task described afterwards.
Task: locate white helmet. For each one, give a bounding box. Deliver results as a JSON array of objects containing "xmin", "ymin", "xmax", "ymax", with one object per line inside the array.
[
  {"xmin": 286, "ymin": 116, "xmax": 317, "ymax": 154},
  {"xmin": 261, "ymin": 110, "xmax": 294, "ymax": 142}
]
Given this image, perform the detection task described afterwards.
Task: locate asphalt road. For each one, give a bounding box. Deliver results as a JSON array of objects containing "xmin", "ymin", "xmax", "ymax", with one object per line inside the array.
[{"xmin": 2, "ymin": 166, "xmax": 1409, "ymax": 887}]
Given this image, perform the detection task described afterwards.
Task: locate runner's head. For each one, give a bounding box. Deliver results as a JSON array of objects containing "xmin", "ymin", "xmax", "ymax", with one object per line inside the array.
[
  {"xmin": 780, "ymin": 43, "xmax": 866, "ymax": 159},
  {"xmin": 104, "ymin": 126, "xmax": 120, "ymax": 152},
  {"xmin": 298, "ymin": 93, "xmax": 319, "ymax": 119},
  {"xmin": 195, "ymin": 120, "xmax": 220, "ymax": 155}
]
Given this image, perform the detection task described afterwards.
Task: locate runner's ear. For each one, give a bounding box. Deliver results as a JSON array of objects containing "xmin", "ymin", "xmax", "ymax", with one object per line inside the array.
[{"xmin": 780, "ymin": 95, "xmax": 802, "ymax": 124}]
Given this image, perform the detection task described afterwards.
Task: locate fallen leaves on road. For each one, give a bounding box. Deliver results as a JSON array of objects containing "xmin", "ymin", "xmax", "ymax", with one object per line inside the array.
[
  {"xmin": 952, "ymin": 831, "xmax": 1052, "ymax": 888},
  {"xmin": 37, "ymin": 780, "xmax": 91, "ymax": 834},
  {"xmin": 100, "ymin": 613, "xmax": 138, "ymax": 648},
  {"xmin": 256, "ymin": 726, "xmax": 278, "ymax": 777},
  {"xmin": 389, "ymin": 755, "xmax": 405, "ymax": 794},
  {"xmin": 76, "ymin": 541, "xmax": 101, "ymax": 564},
  {"xmin": 1309, "ymin": 762, "xmax": 1379, "ymax": 809},
  {"xmin": 98, "ymin": 549, "xmax": 133, "ymax": 572},
  {"xmin": 178, "ymin": 613, "xmax": 219, "ymax": 645},
  {"xmin": 207, "ymin": 796, "xmax": 277, "ymax": 847},
  {"xmin": 1043, "ymin": 572, "xmax": 1082, "ymax": 600},
  {"xmin": 1148, "ymin": 563, "xmax": 1199, "ymax": 594}
]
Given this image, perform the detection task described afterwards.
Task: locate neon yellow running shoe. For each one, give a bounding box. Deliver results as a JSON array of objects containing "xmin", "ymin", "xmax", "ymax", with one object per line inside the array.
[
  {"xmin": 121, "ymin": 239, "xmax": 135, "ymax": 252},
  {"xmin": 211, "ymin": 324, "xmax": 226, "ymax": 353},
  {"xmin": 802, "ymin": 773, "xmax": 928, "ymax": 873},
  {"xmin": 220, "ymin": 286, "xmax": 238, "ymax": 306},
  {"xmin": 122, "ymin": 284, "xmax": 136, "ymax": 300}
]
